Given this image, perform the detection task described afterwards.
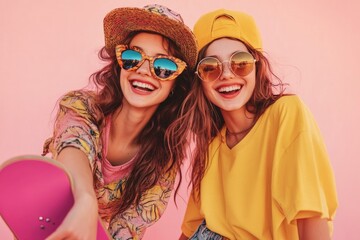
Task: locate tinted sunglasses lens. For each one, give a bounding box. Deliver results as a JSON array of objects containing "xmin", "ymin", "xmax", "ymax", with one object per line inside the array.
[
  {"xmin": 197, "ymin": 58, "xmax": 221, "ymax": 82},
  {"xmin": 231, "ymin": 52, "xmax": 255, "ymax": 76},
  {"xmin": 121, "ymin": 49, "xmax": 142, "ymax": 70},
  {"xmin": 153, "ymin": 58, "xmax": 178, "ymax": 79}
]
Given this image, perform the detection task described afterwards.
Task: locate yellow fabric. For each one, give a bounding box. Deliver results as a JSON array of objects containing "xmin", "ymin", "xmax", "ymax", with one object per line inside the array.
[
  {"xmin": 193, "ymin": 9, "xmax": 262, "ymax": 51},
  {"xmin": 182, "ymin": 96, "xmax": 338, "ymax": 240}
]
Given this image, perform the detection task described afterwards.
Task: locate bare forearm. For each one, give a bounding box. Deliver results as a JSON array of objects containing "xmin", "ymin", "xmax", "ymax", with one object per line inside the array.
[
  {"xmin": 297, "ymin": 217, "xmax": 331, "ymax": 240},
  {"xmin": 44, "ymin": 147, "xmax": 99, "ymax": 240},
  {"xmin": 57, "ymin": 147, "xmax": 97, "ymax": 201},
  {"xmin": 179, "ymin": 233, "xmax": 188, "ymax": 240}
]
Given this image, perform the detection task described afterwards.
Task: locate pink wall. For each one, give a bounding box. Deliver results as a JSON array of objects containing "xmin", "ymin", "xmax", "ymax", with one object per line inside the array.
[{"xmin": 1, "ymin": 0, "xmax": 359, "ymax": 239}]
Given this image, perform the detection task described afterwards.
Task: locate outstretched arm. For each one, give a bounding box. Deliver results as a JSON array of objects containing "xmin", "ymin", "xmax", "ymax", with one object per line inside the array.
[
  {"xmin": 45, "ymin": 147, "xmax": 99, "ymax": 240},
  {"xmin": 179, "ymin": 233, "xmax": 189, "ymax": 240},
  {"xmin": 297, "ymin": 217, "xmax": 331, "ymax": 240}
]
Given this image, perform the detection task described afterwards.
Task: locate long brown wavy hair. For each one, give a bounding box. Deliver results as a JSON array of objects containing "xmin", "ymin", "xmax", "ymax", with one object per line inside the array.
[
  {"xmin": 89, "ymin": 31, "xmax": 194, "ymax": 218},
  {"xmin": 185, "ymin": 38, "xmax": 287, "ymax": 198}
]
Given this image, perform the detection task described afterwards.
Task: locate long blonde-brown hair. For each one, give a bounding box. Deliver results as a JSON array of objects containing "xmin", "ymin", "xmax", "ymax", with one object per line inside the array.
[
  {"xmin": 186, "ymin": 38, "xmax": 287, "ymax": 198},
  {"xmin": 89, "ymin": 31, "xmax": 194, "ymax": 217}
]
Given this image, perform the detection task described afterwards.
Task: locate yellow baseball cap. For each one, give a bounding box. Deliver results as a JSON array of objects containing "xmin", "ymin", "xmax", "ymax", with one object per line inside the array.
[{"xmin": 193, "ymin": 9, "xmax": 262, "ymax": 51}]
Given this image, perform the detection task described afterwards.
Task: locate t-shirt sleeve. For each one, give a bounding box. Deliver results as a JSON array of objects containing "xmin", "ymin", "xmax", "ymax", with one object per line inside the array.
[
  {"xmin": 106, "ymin": 164, "xmax": 178, "ymax": 238},
  {"xmin": 141, "ymin": 167, "xmax": 176, "ymax": 222},
  {"xmin": 42, "ymin": 91, "xmax": 103, "ymax": 165},
  {"xmin": 181, "ymin": 191, "xmax": 204, "ymax": 237},
  {"xmin": 273, "ymin": 98, "xmax": 338, "ymax": 224}
]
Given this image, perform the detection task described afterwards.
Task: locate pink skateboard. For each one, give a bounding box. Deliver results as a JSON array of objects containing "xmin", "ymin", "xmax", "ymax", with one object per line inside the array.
[{"xmin": 0, "ymin": 155, "xmax": 111, "ymax": 240}]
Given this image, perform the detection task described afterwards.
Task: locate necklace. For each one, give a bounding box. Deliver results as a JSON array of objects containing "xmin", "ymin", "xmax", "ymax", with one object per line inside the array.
[
  {"xmin": 225, "ymin": 120, "xmax": 256, "ymax": 138},
  {"xmin": 225, "ymin": 127, "xmax": 251, "ymax": 149},
  {"xmin": 226, "ymin": 128, "xmax": 250, "ymax": 137}
]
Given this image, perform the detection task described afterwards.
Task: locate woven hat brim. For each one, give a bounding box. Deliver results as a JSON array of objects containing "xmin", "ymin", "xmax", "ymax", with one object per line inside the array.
[{"xmin": 104, "ymin": 8, "xmax": 197, "ymax": 69}]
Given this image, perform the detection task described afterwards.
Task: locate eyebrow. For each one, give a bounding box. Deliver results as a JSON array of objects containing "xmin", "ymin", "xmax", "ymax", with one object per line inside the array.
[
  {"xmin": 206, "ymin": 50, "xmax": 249, "ymax": 59},
  {"xmin": 130, "ymin": 45, "xmax": 169, "ymax": 57}
]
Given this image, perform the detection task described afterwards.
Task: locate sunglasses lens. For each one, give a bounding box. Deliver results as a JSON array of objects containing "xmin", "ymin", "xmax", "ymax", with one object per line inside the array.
[
  {"xmin": 121, "ymin": 49, "xmax": 142, "ymax": 70},
  {"xmin": 153, "ymin": 58, "xmax": 178, "ymax": 79},
  {"xmin": 231, "ymin": 52, "xmax": 255, "ymax": 76},
  {"xmin": 197, "ymin": 58, "xmax": 221, "ymax": 82}
]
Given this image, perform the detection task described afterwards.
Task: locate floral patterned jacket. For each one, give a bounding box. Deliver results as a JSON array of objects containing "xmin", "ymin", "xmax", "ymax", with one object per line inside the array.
[{"xmin": 43, "ymin": 91, "xmax": 176, "ymax": 240}]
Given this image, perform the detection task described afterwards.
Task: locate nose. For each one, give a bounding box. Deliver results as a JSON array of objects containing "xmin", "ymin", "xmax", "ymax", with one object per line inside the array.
[
  {"xmin": 219, "ymin": 61, "xmax": 234, "ymax": 81},
  {"xmin": 136, "ymin": 59, "xmax": 152, "ymax": 77}
]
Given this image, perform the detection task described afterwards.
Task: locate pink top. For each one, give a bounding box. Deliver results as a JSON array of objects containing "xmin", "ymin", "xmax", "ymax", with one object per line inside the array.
[
  {"xmin": 43, "ymin": 91, "xmax": 177, "ymax": 239},
  {"xmin": 101, "ymin": 116, "xmax": 135, "ymax": 184}
]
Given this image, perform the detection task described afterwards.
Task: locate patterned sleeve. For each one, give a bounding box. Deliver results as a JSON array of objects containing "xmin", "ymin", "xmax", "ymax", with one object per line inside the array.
[
  {"xmin": 43, "ymin": 91, "xmax": 104, "ymax": 165},
  {"xmin": 107, "ymin": 167, "xmax": 177, "ymax": 239}
]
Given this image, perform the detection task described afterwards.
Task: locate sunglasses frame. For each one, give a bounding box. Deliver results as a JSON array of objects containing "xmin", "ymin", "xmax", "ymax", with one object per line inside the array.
[
  {"xmin": 196, "ymin": 51, "xmax": 257, "ymax": 82},
  {"xmin": 115, "ymin": 44, "xmax": 187, "ymax": 81}
]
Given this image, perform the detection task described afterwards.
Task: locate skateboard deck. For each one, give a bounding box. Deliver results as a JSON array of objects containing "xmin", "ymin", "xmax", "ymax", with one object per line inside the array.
[{"xmin": 0, "ymin": 155, "xmax": 111, "ymax": 240}]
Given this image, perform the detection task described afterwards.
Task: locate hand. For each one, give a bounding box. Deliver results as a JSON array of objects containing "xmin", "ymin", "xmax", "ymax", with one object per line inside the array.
[
  {"xmin": 297, "ymin": 217, "xmax": 331, "ymax": 240},
  {"xmin": 45, "ymin": 194, "xmax": 98, "ymax": 240},
  {"xmin": 179, "ymin": 233, "xmax": 189, "ymax": 240}
]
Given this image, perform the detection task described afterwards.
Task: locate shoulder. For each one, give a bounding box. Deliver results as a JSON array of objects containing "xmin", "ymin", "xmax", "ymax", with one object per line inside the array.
[
  {"xmin": 58, "ymin": 90, "xmax": 103, "ymax": 123},
  {"xmin": 60, "ymin": 90, "xmax": 97, "ymax": 108},
  {"xmin": 268, "ymin": 95, "xmax": 311, "ymax": 120},
  {"xmin": 272, "ymin": 95, "xmax": 305, "ymax": 111},
  {"xmin": 264, "ymin": 95, "xmax": 318, "ymax": 131}
]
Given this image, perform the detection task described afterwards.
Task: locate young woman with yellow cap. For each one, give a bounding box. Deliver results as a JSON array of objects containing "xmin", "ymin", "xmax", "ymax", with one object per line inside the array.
[
  {"xmin": 42, "ymin": 4, "xmax": 197, "ymax": 239},
  {"xmin": 180, "ymin": 9, "xmax": 337, "ymax": 240}
]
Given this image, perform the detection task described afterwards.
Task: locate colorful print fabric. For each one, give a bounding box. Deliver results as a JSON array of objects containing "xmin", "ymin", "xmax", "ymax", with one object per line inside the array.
[{"xmin": 43, "ymin": 91, "xmax": 176, "ymax": 239}]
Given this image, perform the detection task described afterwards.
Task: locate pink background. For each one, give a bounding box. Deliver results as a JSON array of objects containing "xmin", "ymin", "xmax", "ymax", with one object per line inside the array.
[{"xmin": 1, "ymin": 0, "xmax": 359, "ymax": 239}]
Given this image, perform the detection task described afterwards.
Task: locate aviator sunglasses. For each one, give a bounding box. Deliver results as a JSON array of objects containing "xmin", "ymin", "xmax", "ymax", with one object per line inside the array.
[
  {"xmin": 115, "ymin": 44, "xmax": 187, "ymax": 81},
  {"xmin": 196, "ymin": 51, "xmax": 257, "ymax": 82}
]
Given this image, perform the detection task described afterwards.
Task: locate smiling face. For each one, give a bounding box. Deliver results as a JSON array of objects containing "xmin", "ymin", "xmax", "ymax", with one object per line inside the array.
[
  {"xmin": 120, "ymin": 32, "xmax": 176, "ymax": 110},
  {"xmin": 200, "ymin": 38, "xmax": 256, "ymax": 113}
]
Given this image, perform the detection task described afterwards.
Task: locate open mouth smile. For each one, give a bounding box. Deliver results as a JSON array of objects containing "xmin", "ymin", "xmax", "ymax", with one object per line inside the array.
[
  {"xmin": 130, "ymin": 80, "xmax": 156, "ymax": 92},
  {"xmin": 217, "ymin": 84, "xmax": 242, "ymax": 95}
]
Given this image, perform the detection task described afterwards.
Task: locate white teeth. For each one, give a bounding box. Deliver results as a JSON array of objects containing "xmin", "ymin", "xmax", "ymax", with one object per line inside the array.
[
  {"xmin": 218, "ymin": 85, "xmax": 241, "ymax": 93},
  {"xmin": 132, "ymin": 81, "xmax": 155, "ymax": 90}
]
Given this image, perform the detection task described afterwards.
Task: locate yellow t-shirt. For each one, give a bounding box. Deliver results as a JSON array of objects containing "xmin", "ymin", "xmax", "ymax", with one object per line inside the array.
[{"xmin": 182, "ymin": 96, "xmax": 338, "ymax": 240}]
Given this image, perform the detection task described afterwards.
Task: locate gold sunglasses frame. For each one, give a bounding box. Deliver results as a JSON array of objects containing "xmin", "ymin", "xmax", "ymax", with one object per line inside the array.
[
  {"xmin": 115, "ymin": 44, "xmax": 187, "ymax": 81},
  {"xmin": 196, "ymin": 51, "xmax": 257, "ymax": 82}
]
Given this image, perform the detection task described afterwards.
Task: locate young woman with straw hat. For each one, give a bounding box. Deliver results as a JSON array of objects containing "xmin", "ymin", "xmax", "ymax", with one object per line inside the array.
[{"xmin": 42, "ymin": 4, "xmax": 197, "ymax": 239}]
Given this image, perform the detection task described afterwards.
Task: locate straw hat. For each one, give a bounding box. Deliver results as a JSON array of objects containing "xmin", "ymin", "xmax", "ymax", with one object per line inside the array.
[{"xmin": 104, "ymin": 4, "xmax": 198, "ymax": 69}]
